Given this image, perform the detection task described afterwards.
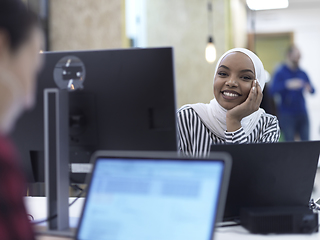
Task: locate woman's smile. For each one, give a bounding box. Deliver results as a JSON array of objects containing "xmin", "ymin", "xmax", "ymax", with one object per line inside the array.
[{"xmin": 221, "ymin": 90, "xmax": 242, "ymax": 99}]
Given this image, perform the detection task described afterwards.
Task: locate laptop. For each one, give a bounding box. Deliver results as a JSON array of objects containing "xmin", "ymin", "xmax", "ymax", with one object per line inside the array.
[
  {"xmin": 75, "ymin": 151, "xmax": 232, "ymax": 240},
  {"xmin": 210, "ymin": 141, "xmax": 320, "ymax": 222}
]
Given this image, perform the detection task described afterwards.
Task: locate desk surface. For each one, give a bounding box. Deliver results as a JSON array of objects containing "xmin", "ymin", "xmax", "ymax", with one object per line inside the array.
[
  {"xmin": 34, "ymin": 226, "xmax": 320, "ymax": 240},
  {"xmin": 36, "ymin": 236, "xmax": 73, "ymax": 240},
  {"xmin": 27, "ymin": 196, "xmax": 320, "ymax": 240},
  {"xmin": 215, "ymin": 226, "xmax": 320, "ymax": 239},
  {"xmin": 25, "ymin": 197, "xmax": 82, "ymax": 240},
  {"xmin": 29, "ymin": 168, "xmax": 320, "ymax": 240}
]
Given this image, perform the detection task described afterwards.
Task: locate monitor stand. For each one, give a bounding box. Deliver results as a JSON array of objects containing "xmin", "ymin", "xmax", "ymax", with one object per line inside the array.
[{"xmin": 43, "ymin": 88, "xmax": 71, "ymax": 235}]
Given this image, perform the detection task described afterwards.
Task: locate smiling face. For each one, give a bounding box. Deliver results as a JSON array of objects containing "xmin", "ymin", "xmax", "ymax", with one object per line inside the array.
[{"xmin": 213, "ymin": 52, "xmax": 255, "ymax": 110}]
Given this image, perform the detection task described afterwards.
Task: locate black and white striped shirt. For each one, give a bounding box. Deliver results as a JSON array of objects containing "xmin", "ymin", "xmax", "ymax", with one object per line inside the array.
[{"xmin": 177, "ymin": 106, "xmax": 280, "ymax": 157}]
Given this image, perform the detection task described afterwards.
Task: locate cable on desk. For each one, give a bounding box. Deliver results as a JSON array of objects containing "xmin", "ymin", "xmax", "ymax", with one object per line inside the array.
[
  {"xmin": 69, "ymin": 185, "xmax": 87, "ymax": 207},
  {"xmin": 31, "ymin": 184, "xmax": 87, "ymax": 225},
  {"xmin": 32, "ymin": 213, "xmax": 58, "ymax": 225}
]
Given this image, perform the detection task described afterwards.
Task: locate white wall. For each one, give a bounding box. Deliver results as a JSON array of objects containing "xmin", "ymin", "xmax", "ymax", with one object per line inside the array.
[
  {"xmin": 230, "ymin": 0, "xmax": 248, "ymax": 48},
  {"xmin": 144, "ymin": 0, "xmax": 230, "ymax": 108},
  {"xmin": 125, "ymin": 0, "xmax": 147, "ymax": 47},
  {"xmin": 254, "ymin": 6, "xmax": 320, "ymax": 140}
]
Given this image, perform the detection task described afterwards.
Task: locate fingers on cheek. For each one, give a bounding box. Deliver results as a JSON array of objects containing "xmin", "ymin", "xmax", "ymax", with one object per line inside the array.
[
  {"xmin": 251, "ymin": 86, "xmax": 257, "ymax": 95},
  {"xmin": 259, "ymin": 88, "xmax": 263, "ymax": 100},
  {"xmin": 248, "ymin": 94, "xmax": 254, "ymax": 102}
]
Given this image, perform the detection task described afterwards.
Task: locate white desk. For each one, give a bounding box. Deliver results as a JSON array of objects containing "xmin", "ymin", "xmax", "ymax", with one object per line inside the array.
[
  {"xmin": 215, "ymin": 225, "xmax": 319, "ymax": 239},
  {"xmin": 25, "ymin": 197, "xmax": 320, "ymax": 240},
  {"xmin": 32, "ymin": 224, "xmax": 320, "ymax": 240},
  {"xmin": 35, "ymin": 235, "xmax": 72, "ymax": 240},
  {"xmin": 24, "ymin": 196, "xmax": 85, "ymax": 228},
  {"xmin": 24, "ymin": 196, "xmax": 84, "ymax": 240}
]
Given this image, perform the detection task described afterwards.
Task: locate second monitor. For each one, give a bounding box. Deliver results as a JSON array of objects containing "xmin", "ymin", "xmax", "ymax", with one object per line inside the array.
[{"xmin": 11, "ymin": 47, "xmax": 178, "ymax": 184}]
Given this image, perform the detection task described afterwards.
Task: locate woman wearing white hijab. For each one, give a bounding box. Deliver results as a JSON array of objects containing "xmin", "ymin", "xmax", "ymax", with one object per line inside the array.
[{"xmin": 177, "ymin": 48, "xmax": 280, "ymax": 157}]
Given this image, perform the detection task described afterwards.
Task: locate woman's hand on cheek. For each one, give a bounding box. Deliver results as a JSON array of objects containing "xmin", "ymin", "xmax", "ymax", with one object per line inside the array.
[{"xmin": 226, "ymin": 80, "xmax": 263, "ymax": 132}]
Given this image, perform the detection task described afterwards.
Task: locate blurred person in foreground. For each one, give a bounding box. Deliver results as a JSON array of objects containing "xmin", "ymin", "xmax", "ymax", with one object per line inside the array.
[
  {"xmin": 269, "ymin": 45, "xmax": 315, "ymax": 141},
  {"xmin": 0, "ymin": 0, "xmax": 44, "ymax": 239}
]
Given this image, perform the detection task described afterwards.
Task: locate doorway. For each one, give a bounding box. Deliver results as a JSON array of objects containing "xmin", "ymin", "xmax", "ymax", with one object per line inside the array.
[
  {"xmin": 248, "ymin": 32, "xmax": 294, "ymax": 75},
  {"xmin": 248, "ymin": 32, "xmax": 294, "ymax": 142}
]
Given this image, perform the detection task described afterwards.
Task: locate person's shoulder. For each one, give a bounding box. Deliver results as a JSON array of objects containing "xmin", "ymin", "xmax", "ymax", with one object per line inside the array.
[
  {"xmin": 177, "ymin": 105, "xmax": 197, "ymax": 115},
  {"xmin": 274, "ymin": 63, "xmax": 287, "ymax": 73},
  {"xmin": 297, "ymin": 67, "xmax": 309, "ymax": 77},
  {"xmin": 177, "ymin": 106, "xmax": 202, "ymax": 122},
  {"xmin": 272, "ymin": 64, "xmax": 288, "ymax": 80},
  {"xmin": 178, "ymin": 105, "xmax": 192, "ymax": 111},
  {"xmin": 260, "ymin": 112, "xmax": 279, "ymax": 123}
]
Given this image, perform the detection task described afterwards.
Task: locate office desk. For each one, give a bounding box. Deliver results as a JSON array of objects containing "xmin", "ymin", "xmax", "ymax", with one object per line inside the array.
[
  {"xmin": 27, "ymin": 197, "xmax": 320, "ymax": 240},
  {"xmin": 28, "ymin": 168, "xmax": 320, "ymax": 240},
  {"xmin": 215, "ymin": 225, "xmax": 319, "ymax": 239},
  {"xmin": 25, "ymin": 197, "xmax": 83, "ymax": 240},
  {"xmin": 36, "ymin": 235, "xmax": 73, "ymax": 240},
  {"xmin": 34, "ymin": 225, "xmax": 320, "ymax": 240}
]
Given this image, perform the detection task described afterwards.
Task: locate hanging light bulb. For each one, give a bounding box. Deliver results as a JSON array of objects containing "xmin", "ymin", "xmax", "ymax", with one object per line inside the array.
[
  {"xmin": 205, "ymin": 1, "xmax": 216, "ymax": 63},
  {"xmin": 206, "ymin": 36, "xmax": 216, "ymax": 63}
]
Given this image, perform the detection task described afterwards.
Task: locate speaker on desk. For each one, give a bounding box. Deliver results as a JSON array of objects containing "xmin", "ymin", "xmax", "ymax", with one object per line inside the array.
[{"xmin": 240, "ymin": 206, "xmax": 318, "ymax": 234}]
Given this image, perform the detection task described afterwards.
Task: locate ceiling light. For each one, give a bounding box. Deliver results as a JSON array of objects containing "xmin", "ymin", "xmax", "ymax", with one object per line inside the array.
[
  {"xmin": 205, "ymin": 1, "xmax": 216, "ymax": 63},
  {"xmin": 246, "ymin": 0, "xmax": 289, "ymax": 11}
]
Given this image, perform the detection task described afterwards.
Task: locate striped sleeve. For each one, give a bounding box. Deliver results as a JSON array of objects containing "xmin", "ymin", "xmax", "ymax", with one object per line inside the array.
[
  {"xmin": 246, "ymin": 113, "xmax": 280, "ymax": 143},
  {"xmin": 225, "ymin": 114, "xmax": 280, "ymax": 144},
  {"xmin": 259, "ymin": 114, "xmax": 280, "ymax": 142},
  {"xmin": 225, "ymin": 127, "xmax": 247, "ymax": 144}
]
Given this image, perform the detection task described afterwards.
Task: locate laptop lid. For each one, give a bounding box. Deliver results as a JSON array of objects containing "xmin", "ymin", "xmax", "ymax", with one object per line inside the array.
[
  {"xmin": 210, "ymin": 141, "xmax": 320, "ymax": 221},
  {"xmin": 75, "ymin": 151, "xmax": 232, "ymax": 240}
]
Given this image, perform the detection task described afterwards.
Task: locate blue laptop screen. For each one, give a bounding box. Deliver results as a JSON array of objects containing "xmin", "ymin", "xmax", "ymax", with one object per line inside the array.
[{"xmin": 77, "ymin": 158, "xmax": 224, "ymax": 240}]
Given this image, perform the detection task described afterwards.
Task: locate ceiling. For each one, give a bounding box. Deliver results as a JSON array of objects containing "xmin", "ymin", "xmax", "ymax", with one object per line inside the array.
[
  {"xmin": 288, "ymin": 0, "xmax": 320, "ymax": 9},
  {"xmin": 241, "ymin": 0, "xmax": 320, "ymax": 10}
]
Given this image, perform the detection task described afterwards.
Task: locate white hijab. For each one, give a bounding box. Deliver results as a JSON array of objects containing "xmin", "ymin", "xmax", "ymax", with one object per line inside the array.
[{"xmin": 184, "ymin": 48, "xmax": 266, "ymax": 139}]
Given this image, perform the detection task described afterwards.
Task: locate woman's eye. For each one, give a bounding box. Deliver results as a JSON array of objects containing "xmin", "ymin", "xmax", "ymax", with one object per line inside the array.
[
  {"xmin": 217, "ymin": 72, "xmax": 227, "ymax": 77},
  {"xmin": 242, "ymin": 76, "xmax": 253, "ymax": 80}
]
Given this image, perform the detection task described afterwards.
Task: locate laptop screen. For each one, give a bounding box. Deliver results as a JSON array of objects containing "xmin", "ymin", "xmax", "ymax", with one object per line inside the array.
[{"xmin": 77, "ymin": 157, "xmax": 225, "ymax": 240}]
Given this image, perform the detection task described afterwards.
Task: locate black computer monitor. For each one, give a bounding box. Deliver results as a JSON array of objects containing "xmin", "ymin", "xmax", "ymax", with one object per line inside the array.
[{"xmin": 11, "ymin": 47, "xmax": 178, "ymax": 185}]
